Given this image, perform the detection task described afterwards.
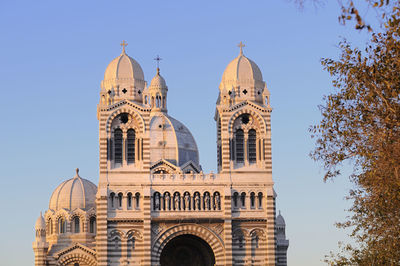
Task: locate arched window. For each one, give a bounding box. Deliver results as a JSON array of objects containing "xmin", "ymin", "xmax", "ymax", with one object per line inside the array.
[
  {"xmin": 250, "ymin": 192, "xmax": 256, "ymax": 209},
  {"xmin": 135, "ymin": 193, "xmax": 140, "ymax": 209},
  {"xmin": 118, "ymin": 193, "xmax": 123, "ymax": 208},
  {"xmin": 258, "ymin": 192, "xmax": 263, "ymax": 208},
  {"xmin": 127, "ymin": 129, "xmax": 135, "ymax": 163},
  {"xmin": 240, "ymin": 192, "xmax": 246, "ymax": 208},
  {"xmin": 114, "ymin": 129, "xmax": 123, "ymax": 164},
  {"xmin": 74, "ymin": 216, "xmax": 80, "ymax": 233},
  {"xmin": 155, "ymin": 95, "xmax": 159, "ymax": 107},
  {"xmin": 144, "ymin": 95, "xmax": 148, "ymax": 105},
  {"xmin": 58, "ymin": 217, "xmax": 65, "ymax": 234},
  {"xmin": 89, "ymin": 216, "xmax": 96, "ymax": 233},
  {"xmin": 127, "ymin": 192, "xmax": 132, "ymax": 209},
  {"xmin": 236, "ymin": 129, "xmax": 244, "ymax": 163},
  {"xmin": 233, "ymin": 192, "xmax": 239, "ymax": 208},
  {"xmin": 47, "ymin": 218, "xmax": 52, "ymax": 235},
  {"xmin": 110, "ymin": 192, "xmax": 115, "ymax": 208},
  {"xmin": 248, "ymin": 129, "xmax": 257, "ymax": 163}
]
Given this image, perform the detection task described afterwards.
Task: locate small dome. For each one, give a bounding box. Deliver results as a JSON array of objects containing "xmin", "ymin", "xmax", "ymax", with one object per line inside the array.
[
  {"xmin": 276, "ymin": 211, "xmax": 286, "ymax": 226},
  {"xmin": 101, "ymin": 45, "xmax": 145, "ymax": 91},
  {"xmin": 35, "ymin": 213, "xmax": 46, "ymax": 230},
  {"xmin": 220, "ymin": 46, "xmax": 264, "ymax": 90},
  {"xmin": 49, "ymin": 169, "xmax": 97, "ymax": 211},
  {"xmin": 149, "ymin": 68, "xmax": 167, "ymax": 90}
]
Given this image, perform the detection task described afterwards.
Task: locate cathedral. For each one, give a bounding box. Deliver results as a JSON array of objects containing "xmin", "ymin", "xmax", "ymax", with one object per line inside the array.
[{"xmin": 33, "ymin": 42, "xmax": 289, "ymax": 266}]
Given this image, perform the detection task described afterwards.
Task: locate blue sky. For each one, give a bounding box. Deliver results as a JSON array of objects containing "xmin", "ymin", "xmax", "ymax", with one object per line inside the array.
[{"xmin": 0, "ymin": 0, "xmax": 373, "ymax": 265}]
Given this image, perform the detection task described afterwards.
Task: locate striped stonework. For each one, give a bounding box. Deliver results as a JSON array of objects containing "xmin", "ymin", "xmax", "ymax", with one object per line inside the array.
[{"xmin": 34, "ymin": 48, "xmax": 288, "ymax": 266}]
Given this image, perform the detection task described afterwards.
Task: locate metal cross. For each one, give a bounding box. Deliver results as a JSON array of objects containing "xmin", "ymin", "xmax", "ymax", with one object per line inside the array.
[
  {"xmin": 237, "ymin": 41, "xmax": 245, "ymax": 55},
  {"xmin": 120, "ymin": 40, "xmax": 128, "ymax": 53},
  {"xmin": 154, "ymin": 54, "xmax": 162, "ymax": 69}
]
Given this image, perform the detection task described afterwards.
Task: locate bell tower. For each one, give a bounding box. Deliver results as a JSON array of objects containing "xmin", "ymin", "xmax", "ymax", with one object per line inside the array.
[
  {"xmin": 215, "ymin": 43, "xmax": 278, "ymax": 265},
  {"xmin": 215, "ymin": 42, "xmax": 272, "ymax": 173}
]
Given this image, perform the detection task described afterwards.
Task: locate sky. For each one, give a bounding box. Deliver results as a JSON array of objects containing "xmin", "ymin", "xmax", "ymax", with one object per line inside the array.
[{"xmin": 0, "ymin": 0, "xmax": 375, "ymax": 265}]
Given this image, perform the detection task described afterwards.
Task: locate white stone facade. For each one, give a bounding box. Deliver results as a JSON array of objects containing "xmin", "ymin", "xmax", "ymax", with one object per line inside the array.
[{"xmin": 33, "ymin": 42, "xmax": 289, "ymax": 266}]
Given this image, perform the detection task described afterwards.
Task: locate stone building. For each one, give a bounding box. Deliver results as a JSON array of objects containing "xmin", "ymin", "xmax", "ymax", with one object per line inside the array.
[{"xmin": 33, "ymin": 42, "xmax": 289, "ymax": 265}]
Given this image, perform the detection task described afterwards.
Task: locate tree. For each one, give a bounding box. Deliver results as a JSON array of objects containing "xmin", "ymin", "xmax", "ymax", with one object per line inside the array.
[
  {"xmin": 295, "ymin": 0, "xmax": 398, "ymax": 31},
  {"xmin": 310, "ymin": 3, "xmax": 400, "ymax": 264}
]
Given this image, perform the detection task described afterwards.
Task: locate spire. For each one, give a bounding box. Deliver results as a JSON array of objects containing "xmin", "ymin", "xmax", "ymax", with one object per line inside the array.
[
  {"xmin": 120, "ymin": 40, "xmax": 128, "ymax": 54},
  {"xmin": 237, "ymin": 41, "xmax": 245, "ymax": 56}
]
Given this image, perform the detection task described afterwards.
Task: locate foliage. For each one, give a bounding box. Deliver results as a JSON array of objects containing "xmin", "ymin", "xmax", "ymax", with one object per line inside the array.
[
  {"xmin": 295, "ymin": 0, "xmax": 398, "ymax": 30},
  {"xmin": 310, "ymin": 3, "xmax": 400, "ymax": 265}
]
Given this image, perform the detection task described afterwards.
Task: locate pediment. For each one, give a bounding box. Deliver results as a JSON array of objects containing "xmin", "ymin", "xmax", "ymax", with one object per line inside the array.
[
  {"xmin": 53, "ymin": 243, "xmax": 96, "ymax": 266},
  {"xmin": 53, "ymin": 242, "xmax": 96, "ymax": 259},
  {"xmin": 150, "ymin": 159, "xmax": 180, "ymax": 174},
  {"xmin": 101, "ymin": 99, "xmax": 151, "ymax": 113},
  {"xmin": 180, "ymin": 160, "xmax": 201, "ymax": 173},
  {"xmin": 226, "ymin": 100, "xmax": 271, "ymax": 113}
]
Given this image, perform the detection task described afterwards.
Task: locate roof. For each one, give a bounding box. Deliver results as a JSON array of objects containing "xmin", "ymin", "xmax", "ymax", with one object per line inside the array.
[{"xmin": 49, "ymin": 169, "xmax": 97, "ymax": 211}]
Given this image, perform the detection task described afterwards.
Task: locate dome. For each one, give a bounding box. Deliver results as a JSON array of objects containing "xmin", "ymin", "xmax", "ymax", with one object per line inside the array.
[
  {"xmin": 149, "ymin": 68, "xmax": 167, "ymax": 90},
  {"xmin": 101, "ymin": 45, "xmax": 145, "ymax": 91},
  {"xmin": 49, "ymin": 169, "xmax": 97, "ymax": 211},
  {"xmin": 276, "ymin": 211, "xmax": 286, "ymax": 226},
  {"xmin": 149, "ymin": 114, "xmax": 199, "ymax": 167},
  {"xmin": 35, "ymin": 213, "xmax": 46, "ymax": 230},
  {"xmin": 220, "ymin": 46, "xmax": 264, "ymax": 90}
]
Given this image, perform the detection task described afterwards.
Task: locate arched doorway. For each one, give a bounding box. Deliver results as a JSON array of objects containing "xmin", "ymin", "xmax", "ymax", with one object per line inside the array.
[{"xmin": 160, "ymin": 234, "xmax": 215, "ymax": 266}]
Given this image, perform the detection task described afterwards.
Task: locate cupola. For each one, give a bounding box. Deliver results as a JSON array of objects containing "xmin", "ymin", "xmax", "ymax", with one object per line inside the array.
[
  {"xmin": 219, "ymin": 42, "xmax": 269, "ymax": 106},
  {"xmin": 34, "ymin": 212, "xmax": 46, "ymax": 241},
  {"xmin": 144, "ymin": 63, "xmax": 168, "ymax": 112},
  {"xmin": 100, "ymin": 41, "xmax": 146, "ymax": 105}
]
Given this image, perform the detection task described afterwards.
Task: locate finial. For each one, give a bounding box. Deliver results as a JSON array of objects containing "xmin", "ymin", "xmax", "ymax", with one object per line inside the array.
[
  {"xmin": 75, "ymin": 168, "xmax": 80, "ymax": 177},
  {"xmin": 120, "ymin": 40, "xmax": 128, "ymax": 54},
  {"xmin": 237, "ymin": 41, "xmax": 245, "ymax": 55},
  {"xmin": 279, "ymin": 210, "xmax": 281, "ymax": 215},
  {"xmin": 154, "ymin": 55, "xmax": 162, "ymax": 73}
]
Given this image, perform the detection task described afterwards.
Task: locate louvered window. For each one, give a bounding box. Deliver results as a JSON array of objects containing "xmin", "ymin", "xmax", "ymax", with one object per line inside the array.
[
  {"xmin": 127, "ymin": 129, "xmax": 135, "ymax": 163},
  {"xmin": 114, "ymin": 129, "xmax": 123, "ymax": 163}
]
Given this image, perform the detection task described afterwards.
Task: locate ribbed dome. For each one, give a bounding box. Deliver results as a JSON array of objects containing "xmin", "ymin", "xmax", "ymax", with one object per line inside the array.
[
  {"xmin": 101, "ymin": 47, "xmax": 145, "ymax": 91},
  {"xmin": 49, "ymin": 169, "xmax": 97, "ymax": 211},
  {"xmin": 35, "ymin": 213, "xmax": 46, "ymax": 230},
  {"xmin": 220, "ymin": 49, "xmax": 264, "ymax": 90},
  {"xmin": 149, "ymin": 68, "xmax": 167, "ymax": 90},
  {"xmin": 149, "ymin": 114, "xmax": 199, "ymax": 167}
]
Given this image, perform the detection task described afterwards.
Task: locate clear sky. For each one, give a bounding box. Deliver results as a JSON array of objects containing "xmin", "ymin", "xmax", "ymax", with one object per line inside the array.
[{"xmin": 0, "ymin": 0, "xmax": 373, "ymax": 265}]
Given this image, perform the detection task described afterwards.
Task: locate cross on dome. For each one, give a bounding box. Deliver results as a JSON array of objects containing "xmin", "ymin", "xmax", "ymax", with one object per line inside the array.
[
  {"xmin": 120, "ymin": 40, "xmax": 128, "ymax": 54},
  {"xmin": 154, "ymin": 54, "xmax": 162, "ymax": 73},
  {"xmin": 238, "ymin": 41, "xmax": 245, "ymax": 55}
]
